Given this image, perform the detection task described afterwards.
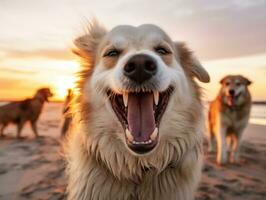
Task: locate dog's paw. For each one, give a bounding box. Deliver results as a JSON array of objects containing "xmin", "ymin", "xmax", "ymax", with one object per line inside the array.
[
  {"xmin": 216, "ymin": 152, "xmax": 228, "ymax": 166},
  {"xmin": 16, "ymin": 136, "xmax": 27, "ymax": 140},
  {"xmin": 229, "ymin": 153, "xmax": 241, "ymax": 165},
  {"xmin": 216, "ymin": 161, "xmax": 228, "ymax": 166},
  {"xmin": 216, "ymin": 158, "xmax": 228, "ymax": 166},
  {"xmin": 230, "ymin": 158, "xmax": 241, "ymax": 166}
]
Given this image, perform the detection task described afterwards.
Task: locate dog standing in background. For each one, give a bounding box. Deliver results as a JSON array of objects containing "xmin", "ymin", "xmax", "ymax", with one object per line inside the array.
[
  {"xmin": 61, "ymin": 89, "xmax": 73, "ymax": 137},
  {"xmin": 66, "ymin": 21, "xmax": 210, "ymax": 200},
  {"xmin": 0, "ymin": 88, "xmax": 53, "ymax": 138},
  {"xmin": 208, "ymin": 75, "xmax": 252, "ymax": 165}
]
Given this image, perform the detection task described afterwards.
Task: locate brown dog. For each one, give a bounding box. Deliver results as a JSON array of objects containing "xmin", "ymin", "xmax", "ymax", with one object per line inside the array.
[
  {"xmin": 208, "ymin": 75, "xmax": 252, "ymax": 165},
  {"xmin": 0, "ymin": 88, "xmax": 53, "ymax": 138}
]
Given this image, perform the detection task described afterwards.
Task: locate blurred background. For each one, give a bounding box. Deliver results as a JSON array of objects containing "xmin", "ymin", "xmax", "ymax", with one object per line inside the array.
[{"xmin": 0, "ymin": 0, "xmax": 266, "ymax": 102}]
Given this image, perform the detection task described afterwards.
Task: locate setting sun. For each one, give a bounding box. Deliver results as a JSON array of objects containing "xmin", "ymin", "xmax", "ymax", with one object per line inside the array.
[{"xmin": 52, "ymin": 75, "xmax": 77, "ymax": 101}]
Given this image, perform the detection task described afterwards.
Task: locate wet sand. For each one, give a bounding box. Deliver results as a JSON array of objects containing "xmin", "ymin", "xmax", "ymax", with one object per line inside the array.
[{"xmin": 0, "ymin": 103, "xmax": 265, "ymax": 200}]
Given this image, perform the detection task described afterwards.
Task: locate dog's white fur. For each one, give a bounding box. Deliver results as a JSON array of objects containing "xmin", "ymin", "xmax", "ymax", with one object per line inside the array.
[
  {"xmin": 66, "ymin": 20, "xmax": 210, "ymax": 200},
  {"xmin": 208, "ymin": 75, "xmax": 252, "ymax": 165}
]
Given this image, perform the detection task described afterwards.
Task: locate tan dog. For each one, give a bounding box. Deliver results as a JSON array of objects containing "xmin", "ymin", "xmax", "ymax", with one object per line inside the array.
[
  {"xmin": 208, "ymin": 75, "xmax": 252, "ymax": 165},
  {"xmin": 0, "ymin": 88, "xmax": 53, "ymax": 138},
  {"xmin": 66, "ymin": 21, "xmax": 210, "ymax": 200},
  {"xmin": 61, "ymin": 89, "xmax": 73, "ymax": 137}
]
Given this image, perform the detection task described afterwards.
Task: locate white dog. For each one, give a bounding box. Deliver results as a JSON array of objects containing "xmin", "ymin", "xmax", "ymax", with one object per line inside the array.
[{"xmin": 66, "ymin": 20, "xmax": 210, "ymax": 200}]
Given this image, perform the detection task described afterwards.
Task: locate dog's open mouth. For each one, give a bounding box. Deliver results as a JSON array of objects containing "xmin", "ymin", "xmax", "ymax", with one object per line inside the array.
[
  {"xmin": 107, "ymin": 87, "xmax": 173, "ymax": 154},
  {"xmin": 227, "ymin": 94, "xmax": 239, "ymax": 106}
]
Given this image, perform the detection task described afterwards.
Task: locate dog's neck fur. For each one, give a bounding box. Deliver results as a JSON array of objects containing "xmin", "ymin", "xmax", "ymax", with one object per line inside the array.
[
  {"xmin": 34, "ymin": 94, "xmax": 47, "ymax": 103},
  {"xmin": 66, "ymin": 118, "xmax": 203, "ymax": 200},
  {"xmin": 87, "ymin": 135, "xmax": 201, "ymax": 182}
]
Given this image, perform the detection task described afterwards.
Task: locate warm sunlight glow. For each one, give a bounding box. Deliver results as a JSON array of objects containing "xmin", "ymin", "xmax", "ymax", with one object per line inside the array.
[{"xmin": 53, "ymin": 75, "xmax": 76, "ymax": 101}]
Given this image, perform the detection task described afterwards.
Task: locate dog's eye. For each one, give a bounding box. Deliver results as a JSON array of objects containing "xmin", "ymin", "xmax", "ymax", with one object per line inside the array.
[
  {"xmin": 155, "ymin": 46, "xmax": 171, "ymax": 55},
  {"xmin": 104, "ymin": 49, "xmax": 120, "ymax": 57},
  {"xmin": 236, "ymin": 82, "xmax": 241, "ymax": 86},
  {"xmin": 226, "ymin": 82, "xmax": 230, "ymax": 86}
]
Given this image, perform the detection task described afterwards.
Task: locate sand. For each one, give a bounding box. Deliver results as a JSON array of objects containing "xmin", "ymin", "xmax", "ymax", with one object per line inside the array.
[{"xmin": 0, "ymin": 103, "xmax": 265, "ymax": 200}]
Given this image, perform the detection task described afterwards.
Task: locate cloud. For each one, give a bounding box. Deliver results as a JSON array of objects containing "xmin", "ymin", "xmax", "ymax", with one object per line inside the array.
[
  {"xmin": 0, "ymin": 67, "xmax": 38, "ymax": 74},
  {"xmin": 0, "ymin": 76, "xmax": 46, "ymax": 101},
  {"xmin": 1, "ymin": 0, "xmax": 266, "ymax": 61},
  {"xmin": 3, "ymin": 48, "xmax": 73, "ymax": 60},
  {"xmin": 258, "ymin": 66, "xmax": 266, "ymax": 74},
  {"xmin": 0, "ymin": 77, "xmax": 25, "ymax": 87}
]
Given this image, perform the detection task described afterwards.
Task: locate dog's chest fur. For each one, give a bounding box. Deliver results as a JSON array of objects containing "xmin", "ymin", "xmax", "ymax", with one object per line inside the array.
[
  {"xmin": 217, "ymin": 93, "xmax": 251, "ymax": 133},
  {"xmin": 67, "ymin": 136, "xmax": 201, "ymax": 200}
]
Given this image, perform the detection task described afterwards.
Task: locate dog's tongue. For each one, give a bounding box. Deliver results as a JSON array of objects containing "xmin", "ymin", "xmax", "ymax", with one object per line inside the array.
[
  {"xmin": 228, "ymin": 96, "xmax": 237, "ymax": 106},
  {"xmin": 127, "ymin": 93, "xmax": 155, "ymax": 142}
]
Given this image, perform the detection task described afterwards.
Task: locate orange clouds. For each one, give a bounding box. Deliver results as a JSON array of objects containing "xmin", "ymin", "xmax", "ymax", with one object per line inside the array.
[{"xmin": 4, "ymin": 48, "xmax": 73, "ymax": 60}]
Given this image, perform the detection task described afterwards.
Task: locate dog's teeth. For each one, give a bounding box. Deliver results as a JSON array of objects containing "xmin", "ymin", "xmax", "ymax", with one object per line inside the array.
[
  {"xmin": 153, "ymin": 91, "xmax": 159, "ymax": 105},
  {"xmin": 123, "ymin": 92, "xmax": 128, "ymax": 107},
  {"xmin": 126, "ymin": 129, "xmax": 134, "ymax": 142},
  {"xmin": 150, "ymin": 128, "xmax": 158, "ymax": 141},
  {"xmin": 132, "ymin": 140, "xmax": 153, "ymax": 145}
]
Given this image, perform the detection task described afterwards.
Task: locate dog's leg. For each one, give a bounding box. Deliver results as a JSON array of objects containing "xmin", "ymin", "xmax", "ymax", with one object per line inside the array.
[
  {"xmin": 30, "ymin": 121, "xmax": 39, "ymax": 137},
  {"xmin": 226, "ymin": 135, "xmax": 233, "ymax": 152},
  {"xmin": 230, "ymin": 127, "xmax": 246, "ymax": 164},
  {"xmin": 207, "ymin": 113, "xmax": 215, "ymax": 153},
  {"xmin": 61, "ymin": 117, "xmax": 71, "ymax": 137},
  {"xmin": 208, "ymin": 132, "xmax": 216, "ymax": 153},
  {"xmin": 0, "ymin": 124, "xmax": 7, "ymax": 137},
  {"xmin": 207, "ymin": 121, "xmax": 215, "ymax": 153},
  {"xmin": 216, "ymin": 118, "xmax": 227, "ymax": 165},
  {"xmin": 17, "ymin": 122, "xmax": 24, "ymax": 138}
]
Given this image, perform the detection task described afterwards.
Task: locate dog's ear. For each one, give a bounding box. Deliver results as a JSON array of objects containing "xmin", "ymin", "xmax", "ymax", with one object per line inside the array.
[
  {"xmin": 73, "ymin": 20, "xmax": 107, "ymax": 62},
  {"xmin": 243, "ymin": 76, "xmax": 252, "ymax": 86},
  {"xmin": 219, "ymin": 76, "xmax": 227, "ymax": 84},
  {"xmin": 190, "ymin": 55, "xmax": 210, "ymax": 83},
  {"xmin": 246, "ymin": 79, "xmax": 252, "ymax": 85},
  {"xmin": 175, "ymin": 42, "xmax": 210, "ymax": 83}
]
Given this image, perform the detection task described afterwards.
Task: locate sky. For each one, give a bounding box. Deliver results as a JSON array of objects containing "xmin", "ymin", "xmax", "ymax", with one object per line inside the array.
[{"xmin": 0, "ymin": 0, "xmax": 266, "ymax": 101}]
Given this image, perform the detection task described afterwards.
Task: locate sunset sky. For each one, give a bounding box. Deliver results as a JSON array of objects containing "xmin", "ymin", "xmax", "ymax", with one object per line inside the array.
[{"xmin": 0, "ymin": 0, "xmax": 266, "ymax": 101}]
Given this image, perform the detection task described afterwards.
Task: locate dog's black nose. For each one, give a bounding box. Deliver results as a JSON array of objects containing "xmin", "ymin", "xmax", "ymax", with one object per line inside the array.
[
  {"xmin": 124, "ymin": 54, "xmax": 157, "ymax": 84},
  {"xmin": 229, "ymin": 89, "xmax": 235, "ymax": 96}
]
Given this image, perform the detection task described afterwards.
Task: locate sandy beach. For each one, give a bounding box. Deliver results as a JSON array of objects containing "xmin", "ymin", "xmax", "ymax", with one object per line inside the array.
[{"xmin": 0, "ymin": 103, "xmax": 265, "ymax": 200}]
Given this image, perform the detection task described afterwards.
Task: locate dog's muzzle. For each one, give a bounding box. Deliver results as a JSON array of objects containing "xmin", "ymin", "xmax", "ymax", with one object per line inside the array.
[
  {"xmin": 226, "ymin": 89, "xmax": 240, "ymax": 106},
  {"xmin": 107, "ymin": 54, "xmax": 173, "ymax": 155}
]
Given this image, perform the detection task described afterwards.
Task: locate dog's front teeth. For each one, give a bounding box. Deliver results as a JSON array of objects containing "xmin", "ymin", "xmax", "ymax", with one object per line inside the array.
[
  {"xmin": 126, "ymin": 129, "xmax": 134, "ymax": 142},
  {"xmin": 123, "ymin": 92, "xmax": 128, "ymax": 107},
  {"xmin": 153, "ymin": 91, "xmax": 159, "ymax": 105},
  {"xmin": 150, "ymin": 127, "xmax": 158, "ymax": 140}
]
